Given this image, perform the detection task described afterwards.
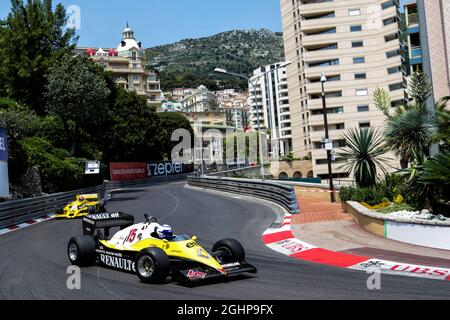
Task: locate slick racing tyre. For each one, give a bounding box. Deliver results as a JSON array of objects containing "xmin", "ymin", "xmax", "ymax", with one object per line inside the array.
[
  {"xmin": 99, "ymin": 200, "xmax": 107, "ymax": 213},
  {"xmin": 88, "ymin": 206, "xmax": 96, "ymax": 215},
  {"xmin": 68, "ymin": 236, "xmax": 96, "ymax": 267},
  {"xmin": 212, "ymin": 238, "xmax": 245, "ymax": 262},
  {"xmin": 135, "ymin": 248, "xmax": 170, "ymax": 284}
]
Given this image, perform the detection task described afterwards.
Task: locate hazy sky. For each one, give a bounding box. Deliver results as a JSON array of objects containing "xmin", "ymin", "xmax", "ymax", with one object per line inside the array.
[{"xmin": 0, "ymin": 0, "xmax": 283, "ymax": 48}]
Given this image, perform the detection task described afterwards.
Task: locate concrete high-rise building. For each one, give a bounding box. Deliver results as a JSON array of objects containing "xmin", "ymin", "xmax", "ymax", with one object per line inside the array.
[
  {"xmin": 280, "ymin": 0, "xmax": 405, "ymax": 178},
  {"xmin": 249, "ymin": 63, "xmax": 293, "ymax": 157},
  {"xmin": 417, "ymin": 0, "xmax": 450, "ymax": 105}
]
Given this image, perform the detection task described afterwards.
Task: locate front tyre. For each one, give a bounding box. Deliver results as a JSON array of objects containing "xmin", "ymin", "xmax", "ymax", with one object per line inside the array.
[
  {"xmin": 212, "ymin": 238, "xmax": 245, "ymax": 262},
  {"xmin": 68, "ymin": 236, "xmax": 96, "ymax": 267},
  {"xmin": 134, "ymin": 248, "xmax": 170, "ymax": 284}
]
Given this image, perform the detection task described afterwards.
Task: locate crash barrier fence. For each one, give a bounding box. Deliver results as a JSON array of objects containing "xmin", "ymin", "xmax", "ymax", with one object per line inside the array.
[
  {"xmin": 187, "ymin": 176, "xmax": 300, "ymax": 214},
  {"xmin": 0, "ymin": 174, "xmax": 189, "ymax": 229}
]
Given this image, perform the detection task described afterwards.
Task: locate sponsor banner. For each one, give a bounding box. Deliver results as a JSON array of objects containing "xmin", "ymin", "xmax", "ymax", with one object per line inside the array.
[
  {"xmin": 0, "ymin": 128, "xmax": 7, "ymax": 162},
  {"xmin": 0, "ymin": 128, "xmax": 9, "ymax": 198},
  {"xmin": 0, "ymin": 161, "xmax": 8, "ymax": 198},
  {"xmin": 110, "ymin": 162, "xmax": 147, "ymax": 182},
  {"xmin": 349, "ymin": 259, "xmax": 450, "ymax": 281},
  {"xmin": 266, "ymin": 237, "xmax": 316, "ymax": 256},
  {"xmin": 147, "ymin": 161, "xmax": 185, "ymax": 177}
]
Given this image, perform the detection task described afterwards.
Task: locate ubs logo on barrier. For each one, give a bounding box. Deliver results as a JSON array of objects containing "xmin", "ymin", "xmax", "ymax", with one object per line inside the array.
[{"xmin": 148, "ymin": 161, "xmax": 184, "ymax": 177}]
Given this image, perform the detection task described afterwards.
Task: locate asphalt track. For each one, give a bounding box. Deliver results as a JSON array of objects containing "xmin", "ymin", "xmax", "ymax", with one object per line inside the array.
[{"xmin": 0, "ymin": 182, "xmax": 449, "ymax": 300}]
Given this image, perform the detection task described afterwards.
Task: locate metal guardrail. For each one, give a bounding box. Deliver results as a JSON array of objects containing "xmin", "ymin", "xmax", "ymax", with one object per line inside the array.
[
  {"xmin": 0, "ymin": 174, "xmax": 189, "ymax": 229},
  {"xmin": 187, "ymin": 176, "xmax": 300, "ymax": 214}
]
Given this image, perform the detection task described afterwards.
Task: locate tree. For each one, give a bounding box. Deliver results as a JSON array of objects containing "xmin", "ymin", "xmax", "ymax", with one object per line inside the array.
[
  {"xmin": 338, "ymin": 128, "xmax": 391, "ymax": 188},
  {"xmin": 0, "ymin": 0, "xmax": 78, "ymax": 114},
  {"xmin": 374, "ymin": 71, "xmax": 437, "ymax": 168},
  {"xmin": 98, "ymin": 87, "xmax": 162, "ymax": 163},
  {"xmin": 384, "ymin": 105, "xmax": 437, "ymax": 168},
  {"xmin": 45, "ymin": 54, "xmax": 110, "ymax": 156},
  {"xmin": 408, "ymin": 71, "xmax": 432, "ymax": 105},
  {"xmin": 435, "ymin": 96, "xmax": 450, "ymax": 150},
  {"xmin": 158, "ymin": 113, "xmax": 193, "ymax": 160}
]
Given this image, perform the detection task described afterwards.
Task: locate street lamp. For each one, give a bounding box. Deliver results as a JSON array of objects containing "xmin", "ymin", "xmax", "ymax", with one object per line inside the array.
[
  {"xmin": 320, "ymin": 73, "xmax": 336, "ymax": 203},
  {"xmin": 215, "ymin": 62, "xmax": 291, "ymax": 180}
]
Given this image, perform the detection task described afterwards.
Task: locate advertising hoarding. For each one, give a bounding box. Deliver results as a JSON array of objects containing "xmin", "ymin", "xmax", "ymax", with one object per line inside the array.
[
  {"xmin": 0, "ymin": 128, "xmax": 9, "ymax": 198},
  {"xmin": 147, "ymin": 161, "xmax": 185, "ymax": 177},
  {"xmin": 110, "ymin": 162, "xmax": 147, "ymax": 182}
]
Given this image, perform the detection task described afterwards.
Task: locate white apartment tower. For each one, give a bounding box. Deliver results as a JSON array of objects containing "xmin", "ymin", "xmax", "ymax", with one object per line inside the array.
[
  {"xmin": 249, "ymin": 63, "xmax": 293, "ymax": 157},
  {"xmin": 280, "ymin": 0, "xmax": 405, "ymax": 178}
]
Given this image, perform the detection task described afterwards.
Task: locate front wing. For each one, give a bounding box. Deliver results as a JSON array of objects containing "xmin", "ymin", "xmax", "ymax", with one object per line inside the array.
[{"xmin": 173, "ymin": 260, "xmax": 257, "ymax": 283}]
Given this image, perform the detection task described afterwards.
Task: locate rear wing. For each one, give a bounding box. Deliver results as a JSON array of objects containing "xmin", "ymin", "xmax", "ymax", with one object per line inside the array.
[{"xmin": 83, "ymin": 212, "xmax": 135, "ymax": 238}]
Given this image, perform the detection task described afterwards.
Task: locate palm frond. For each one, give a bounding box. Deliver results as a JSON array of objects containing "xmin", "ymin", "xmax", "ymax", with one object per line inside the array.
[{"xmin": 337, "ymin": 128, "xmax": 391, "ymax": 187}]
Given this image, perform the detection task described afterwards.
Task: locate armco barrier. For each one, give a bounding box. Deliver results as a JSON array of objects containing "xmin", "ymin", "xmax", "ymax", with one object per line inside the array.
[
  {"xmin": 0, "ymin": 174, "xmax": 189, "ymax": 229},
  {"xmin": 187, "ymin": 176, "xmax": 300, "ymax": 214}
]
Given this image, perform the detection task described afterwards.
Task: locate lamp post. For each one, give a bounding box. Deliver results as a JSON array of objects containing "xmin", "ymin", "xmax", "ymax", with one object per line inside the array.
[
  {"xmin": 215, "ymin": 62, "xmax": 291, "ymax": 180},
  {"xmin": 320, "ymin": 73, "xmax": 336, "ymax": 203}
]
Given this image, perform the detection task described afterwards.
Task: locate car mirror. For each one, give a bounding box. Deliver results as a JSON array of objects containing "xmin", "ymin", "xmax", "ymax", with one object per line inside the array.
[{"xmin": 192, "ymin": 236, "xmax": 198, "ymax": 242}]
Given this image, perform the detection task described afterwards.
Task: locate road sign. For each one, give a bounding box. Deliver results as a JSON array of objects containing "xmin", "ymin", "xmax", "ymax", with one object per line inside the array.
[{"xmin": 85, "ymin": 161, "xmax": 100, "ymax": 175}]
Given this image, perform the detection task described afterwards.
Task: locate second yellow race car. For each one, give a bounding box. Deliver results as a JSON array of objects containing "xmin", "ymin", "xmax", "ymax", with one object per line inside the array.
[
  {"xmin": 67, "ymin": 213, "xmax": 257, "ymax": 284},
  {"xmin": 56, "ymin": 194, "xmax": 107, "ymax": 219}
]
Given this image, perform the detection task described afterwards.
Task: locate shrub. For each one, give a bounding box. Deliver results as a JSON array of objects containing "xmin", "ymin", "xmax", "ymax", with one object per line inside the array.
[
  {"xmin": 19, "ymin": 137, "xmax": 85, "ymax": 193},
  {"xmin": 377, "ymin": 203, "xmax": 416, "ymax": 214},
  {"xmin": 339, "ymin": 184, "xmax": 391, "ymax": 206}
]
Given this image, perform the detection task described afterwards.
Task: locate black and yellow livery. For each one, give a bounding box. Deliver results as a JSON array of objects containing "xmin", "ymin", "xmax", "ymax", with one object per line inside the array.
[
  {"xmin": 56, "ymin": 194, "xmax": 107, "ymax": 219},
  {"xmin": 67, "ymin": 212, "xmax": 257, "ymax": 284}
]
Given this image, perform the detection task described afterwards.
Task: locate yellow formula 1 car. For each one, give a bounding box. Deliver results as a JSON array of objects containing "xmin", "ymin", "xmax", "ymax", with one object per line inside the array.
[
  {"xmin": 68, "ymin": 213, "xmax": 257, "ymax": 284},
  {"xmin": 56, "ymin": 194, "xmax": 107, "ymax": 219}
]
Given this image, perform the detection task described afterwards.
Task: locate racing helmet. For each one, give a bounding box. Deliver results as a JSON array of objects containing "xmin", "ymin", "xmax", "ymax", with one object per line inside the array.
[{"xmin": 157, "ymin": 225, "xmax": 173, "ymax": 240}]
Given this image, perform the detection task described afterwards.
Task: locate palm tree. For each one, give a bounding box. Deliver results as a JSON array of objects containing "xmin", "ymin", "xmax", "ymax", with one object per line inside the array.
[
  {"xmin": 384, "ymin": 104, "xmax": 437, "ymax": 168},
  {"xmin": 435, "ymin": 96, "xmax": 450, "ymax": 150},
  {"xmin": 338, "ymin": 128, "xmax": 391, "ymax": 188},
  {"xmin": 374, "ymin": 71, "xmax": 437, "ymax": 168}
]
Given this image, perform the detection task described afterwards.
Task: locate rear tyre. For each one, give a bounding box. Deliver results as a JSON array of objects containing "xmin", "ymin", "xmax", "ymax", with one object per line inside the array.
[
  {"xmin": 135, "ymin": 248, "xmax": 170, "ymax": 284},
  {"xmin": 68, "ymin": 236, "xmax": 96, "ymax": 267},
  {"xmin": 212, "ymin": 238, "xmax": 245, "ymax": 262}
]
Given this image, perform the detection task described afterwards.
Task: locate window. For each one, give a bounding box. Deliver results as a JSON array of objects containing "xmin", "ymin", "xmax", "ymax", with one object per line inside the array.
[
  {"xmin": 391, "ymin": 100, "xmax": 404, "ymax": 108},
  {"xmin": 351, "ymin": 25, "xmax": 362, "ymax": 32},
  {"xmin": 308, "ymin": 59, "xmax": 339, "ymax": 68},
  {"xmin": 383, "ymin": 17, "xmax": 397, "ymax": 26},
  {"xmin": 352, "ymin": 41, "xmax": 363, "ymax": 48},
  {"xmin": 356, "ymin": 89, "xmax": 368, "ymax": 96},
  {"xmin": 358, "ymin": 105, "xmax": 369, "ymax": 112},
  {"xmin": 386, "ymin": 50, "xmax": 400, "ymax": 58},
  {"xmin": 387, "ymin": 66, "xmax": 401, "ymax": 74},
  {"xmin": 309, "ymin": 75, "xmax": 341, "ymax": 82},
  {"xmin": 349, "ymin": 9, "xmax": 361, "ymax": 16},
  {"xmin": 360, "ymin": 122, "xmax": 371, "ymax": 128},
  {"xmin": 382, "ymin": 0, "xmax": 395, "ymax": 10},
  {"xmin": 385, "ymin": 33, "xmax": 398, "ymax": 42},
  {"xmin": 389, "ymin": 83, "xmax": 404, "ymax": 91},
  {"xmin": 311, "ymin": 107, "xmax": 344, "ymax": 115},
  {"xmin": 353, "ymin": 57, "xmax": 365, "ymax": 64},
  {"xmin": 355, "ymin": 73, "xmax": 367, "ymax": 80}
]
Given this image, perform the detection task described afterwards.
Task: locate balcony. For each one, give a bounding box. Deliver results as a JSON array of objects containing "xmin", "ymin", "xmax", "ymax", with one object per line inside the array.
[
  {"xmin": 407, "ymin": 13, "xmax": 419, "ymax": 27},
  {"xmin": 410, "ymin": 46, "xmax": 422, "ymax": 59}
]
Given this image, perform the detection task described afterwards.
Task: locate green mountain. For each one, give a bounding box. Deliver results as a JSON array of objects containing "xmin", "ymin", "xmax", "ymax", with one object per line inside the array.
[{"xmin": 146, "ymin": 29, "xmax": 284, "ymax": 91}]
